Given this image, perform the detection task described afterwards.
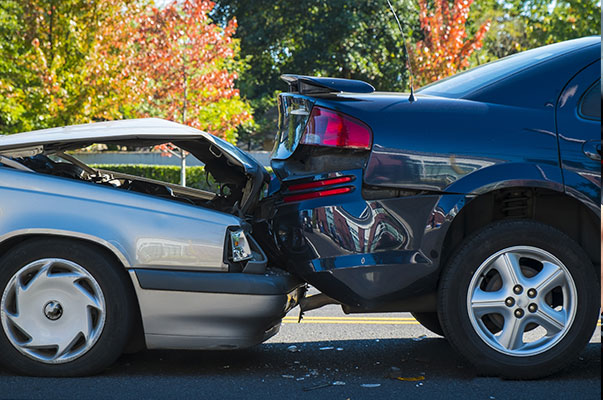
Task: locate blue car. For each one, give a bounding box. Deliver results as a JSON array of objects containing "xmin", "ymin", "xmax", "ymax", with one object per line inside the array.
[{"xmin": 262, "ymin": 36, "xmax": 601, "ymax": 379}]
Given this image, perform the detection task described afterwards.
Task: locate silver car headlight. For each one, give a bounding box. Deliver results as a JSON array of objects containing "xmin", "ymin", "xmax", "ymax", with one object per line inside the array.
[{"xmin": 230, "ymin": 229, "xmax": 253, "ymax": 262}]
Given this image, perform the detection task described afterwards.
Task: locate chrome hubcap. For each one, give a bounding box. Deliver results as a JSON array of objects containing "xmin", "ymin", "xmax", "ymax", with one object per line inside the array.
[
  {"xmin": 1, "ymin": 259, "xmax": 106, "ymax": 364},
  {"xmin": 467, "ymin": 246, "xmax": 577, "ymax": 357}
]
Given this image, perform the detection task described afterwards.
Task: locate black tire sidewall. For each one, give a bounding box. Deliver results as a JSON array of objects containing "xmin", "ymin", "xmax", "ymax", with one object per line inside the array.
[
  {"xmin": 0, "ymin": 238, "xmax": 134, "ymax": 376},
  {"xmin": 438, "ymin": 220, "xmax": 599, "ymax": 379},
  {"xmin": 411, "ymin": 312, "xmax": 444, "ymax": 336}
]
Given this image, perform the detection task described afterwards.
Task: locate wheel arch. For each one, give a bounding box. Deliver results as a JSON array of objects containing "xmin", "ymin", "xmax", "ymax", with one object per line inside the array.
[
  {"xmin": 0, "ymin": 231, "xmax": 146, "ymax": 353},
  {"xmin": 439, "ymin": 186, "xmax": 600, "ymax": 275},
  {"xmin": 0, "ymin": 229, "xmax": 131, "ymax": 269}
]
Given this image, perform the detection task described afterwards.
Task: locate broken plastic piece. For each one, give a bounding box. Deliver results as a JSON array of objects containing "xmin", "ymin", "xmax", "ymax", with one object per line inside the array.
[
  {"xmin": 396, "ymin": 376, "xmax": 425, "ymax": 382},
  {"xmin": 303, "ymin": 382, "xmax": 332, "ymax": 392},
  {"xmin": 412, "ymin": 334, "xmax": 427, "ymax": 342}
]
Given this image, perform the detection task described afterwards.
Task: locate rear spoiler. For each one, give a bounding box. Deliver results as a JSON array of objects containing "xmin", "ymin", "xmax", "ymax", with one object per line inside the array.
[{"xmin": 281, "ymin": 74, "xmax": 375, "ymax": 95}]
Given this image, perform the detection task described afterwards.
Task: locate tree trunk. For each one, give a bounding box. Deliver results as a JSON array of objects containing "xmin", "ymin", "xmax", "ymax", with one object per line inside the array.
[{"xmin": 180, "ymin": 148, "xmax": 186, "ymax": 186}]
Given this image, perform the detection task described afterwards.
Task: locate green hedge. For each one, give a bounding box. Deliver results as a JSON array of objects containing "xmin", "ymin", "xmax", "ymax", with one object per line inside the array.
[{"xmin": 91, "ymin": 164, "xmax": 218, "ymax": 191}]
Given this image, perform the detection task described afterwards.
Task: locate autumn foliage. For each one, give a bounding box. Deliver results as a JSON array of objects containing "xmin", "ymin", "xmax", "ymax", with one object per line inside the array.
[
  {"xmin": 410, "ymin": 0, "xmax": 490, "ymax": 86},
  {"xmin": 0, "ymin": 0, "xmax": 252, "ymax": 143},
  {"xmin": 91, "ymin": 0, "xmax": 252, "ymax": 143},
  {"xmin": 0, "ymin": 0, "xmax": 139, "ymax": 133}
]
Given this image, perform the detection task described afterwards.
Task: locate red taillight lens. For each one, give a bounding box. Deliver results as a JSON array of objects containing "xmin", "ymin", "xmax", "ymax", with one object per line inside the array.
[
  {"xmin": 288, "ymin": 176, "xmax": 353, "ymax": 192},
  {"xmin": 283, "ymin": 187, "xmax": 352, "ymax": 203},
  {"xmin": 300, "ymin": 106, "xmax": 372, "ymax": 150}
]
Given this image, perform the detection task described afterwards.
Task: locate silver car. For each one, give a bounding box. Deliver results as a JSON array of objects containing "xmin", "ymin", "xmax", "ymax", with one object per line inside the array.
[{"xmin": 0, "ymin": 118, "xmax": 304, "ymax": 376}]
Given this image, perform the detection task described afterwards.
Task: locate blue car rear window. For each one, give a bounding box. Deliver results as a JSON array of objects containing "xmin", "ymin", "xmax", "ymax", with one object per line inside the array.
[
  {"xmin": 578, "ymin": 80, "xmax": 601, "ymax": 120},
  {"xmin": 417, "ymin": 37, "xmax": 598, "ymax": 99}
]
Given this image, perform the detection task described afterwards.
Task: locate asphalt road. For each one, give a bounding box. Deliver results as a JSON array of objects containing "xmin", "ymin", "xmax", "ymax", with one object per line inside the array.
[{"xmin": 0, "ymin": 303, "xmax": 600, "ymax": 400}]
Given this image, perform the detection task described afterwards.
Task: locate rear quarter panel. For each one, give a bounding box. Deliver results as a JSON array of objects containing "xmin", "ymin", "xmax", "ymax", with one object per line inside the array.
[{"xmin": 0, "ymin": 168, "xmax": 240, "ymax": 271}]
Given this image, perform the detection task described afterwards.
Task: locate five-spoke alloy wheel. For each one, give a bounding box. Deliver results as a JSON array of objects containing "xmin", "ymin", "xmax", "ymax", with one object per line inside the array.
[
  {"xmin": 438, "ymin": 220, "xmax": 599, "ymax": 379},
  {"xmin": 466, "ymin": 246, "xmax": 577, "ymax": 357}
]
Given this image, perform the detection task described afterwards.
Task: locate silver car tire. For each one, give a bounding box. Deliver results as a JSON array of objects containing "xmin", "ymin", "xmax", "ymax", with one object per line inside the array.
[
  {"xmin": 0, "ymin": 238, "xmax": 135, "ymax": 376},
  {"xmin": 438, "ymin": 220, "xmax": 599, "ymax": 379}
]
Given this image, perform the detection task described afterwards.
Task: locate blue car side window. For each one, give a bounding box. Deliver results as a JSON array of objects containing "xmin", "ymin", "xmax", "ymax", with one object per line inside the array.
[{"xmin": 578, "ymin": 80, "xmax": 601, "ymax": 121}]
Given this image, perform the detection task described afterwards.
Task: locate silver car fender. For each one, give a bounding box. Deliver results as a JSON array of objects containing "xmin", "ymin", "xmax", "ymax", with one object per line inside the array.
[{"xmin": 0, "ymin": 168, "xmax": 240, "ymax": 272}]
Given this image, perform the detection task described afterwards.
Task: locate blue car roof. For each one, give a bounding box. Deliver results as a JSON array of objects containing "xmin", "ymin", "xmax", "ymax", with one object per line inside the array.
[{"xmin": 418, "ymin": 36, "xmax": 600, "ymax": 101}]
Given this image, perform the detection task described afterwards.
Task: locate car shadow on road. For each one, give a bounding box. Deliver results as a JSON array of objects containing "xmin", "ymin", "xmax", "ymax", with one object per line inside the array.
[
  {"xmin": 98, "ymin": 338, "xmax": 599, "ymax": 381},
  {"xmin": 0, "ymin": 338, "xmax": 599, "ymax": 400},
  {"xmin": 0, "ymin": 338, "xmax": 599, "ymax": 382}
]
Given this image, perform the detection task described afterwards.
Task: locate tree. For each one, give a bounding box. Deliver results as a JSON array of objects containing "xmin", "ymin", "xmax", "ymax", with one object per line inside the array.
[
  {"xmin": 469, "ymin": 0, "xmax": 601, "ymax": 63},
  {"xmin": 410, "ymin": 0, "xmax": 490, "ymax": 86},
  {"xmin": 0, "ymin": 0, "xmax": 252, "ymax": 145},
  {"xmin": 0, "ymin": 0, "xmax": 138, "ymax": 134},
  {"xmin": 88, "ymin": 0, "xmax": 254, "ymax": 184},
  {"xmin": 508, "ymin": 1, "xmax": 600, "ymax": 47},
  {"xmin": 109, "ymin": 0, "xmax": 253, "ymax": 143}
]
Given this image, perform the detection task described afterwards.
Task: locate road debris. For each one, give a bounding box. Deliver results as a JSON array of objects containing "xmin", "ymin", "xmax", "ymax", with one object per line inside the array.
[
  {"xmin": 303, "ymin": 382, "xmax": 332, "ymax": 391},
  {"xmin": 412, "ymin": 334, "xmax": 427, "ymax": 342},
  {"xmin": 387, "ymin": 366, "xmax": 401, "ymax": 377},
  {"xmin": 319, "ymin": 346, "xmax": 334, "ymax": 351},
  {"xmin": 397, "ymin": 376, "xmax": 425, "ymax": 382},
  {"xmin": 361, "ymin": 384, "xmax": 381, "ymax": 388},
  {"xmin": 287, "ymin": 345, "xmax": 300, "ymax": 353}
]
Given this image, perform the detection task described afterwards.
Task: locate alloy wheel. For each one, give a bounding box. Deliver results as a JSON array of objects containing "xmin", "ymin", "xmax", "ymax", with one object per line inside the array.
[{"xmin": 466, "ymin": 246, "xmax": 577, "ymax": 357}]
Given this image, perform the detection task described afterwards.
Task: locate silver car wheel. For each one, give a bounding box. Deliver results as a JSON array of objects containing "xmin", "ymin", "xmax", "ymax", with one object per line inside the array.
[
  {"xmin": 467, "ymin": 246, "xmax": 577, "ymax": 357},
  {"xmin": 1, "ymin": 258, "xmax": 106, "ymax": 364}
]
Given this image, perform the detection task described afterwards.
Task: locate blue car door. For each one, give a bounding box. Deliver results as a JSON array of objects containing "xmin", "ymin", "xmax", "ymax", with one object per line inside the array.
[{"xmin": 556, "ymin": 61, "xmax": 601, "ymax": 209}]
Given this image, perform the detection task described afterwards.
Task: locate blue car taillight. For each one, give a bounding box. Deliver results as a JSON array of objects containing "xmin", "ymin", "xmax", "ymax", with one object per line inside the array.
[
  {"xmin": 283, "ymin": 175, "xmax": 355, "ymax": 203},
  {"xmin": 300, "ymin": 106, "xmax": 372, "ymax": 150}
]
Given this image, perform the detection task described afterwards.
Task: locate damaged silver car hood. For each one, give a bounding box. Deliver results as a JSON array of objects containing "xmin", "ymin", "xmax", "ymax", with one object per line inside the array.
[{"xmin": 0, "ymin": 118, "xmax": 261, "ymax": 174}]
